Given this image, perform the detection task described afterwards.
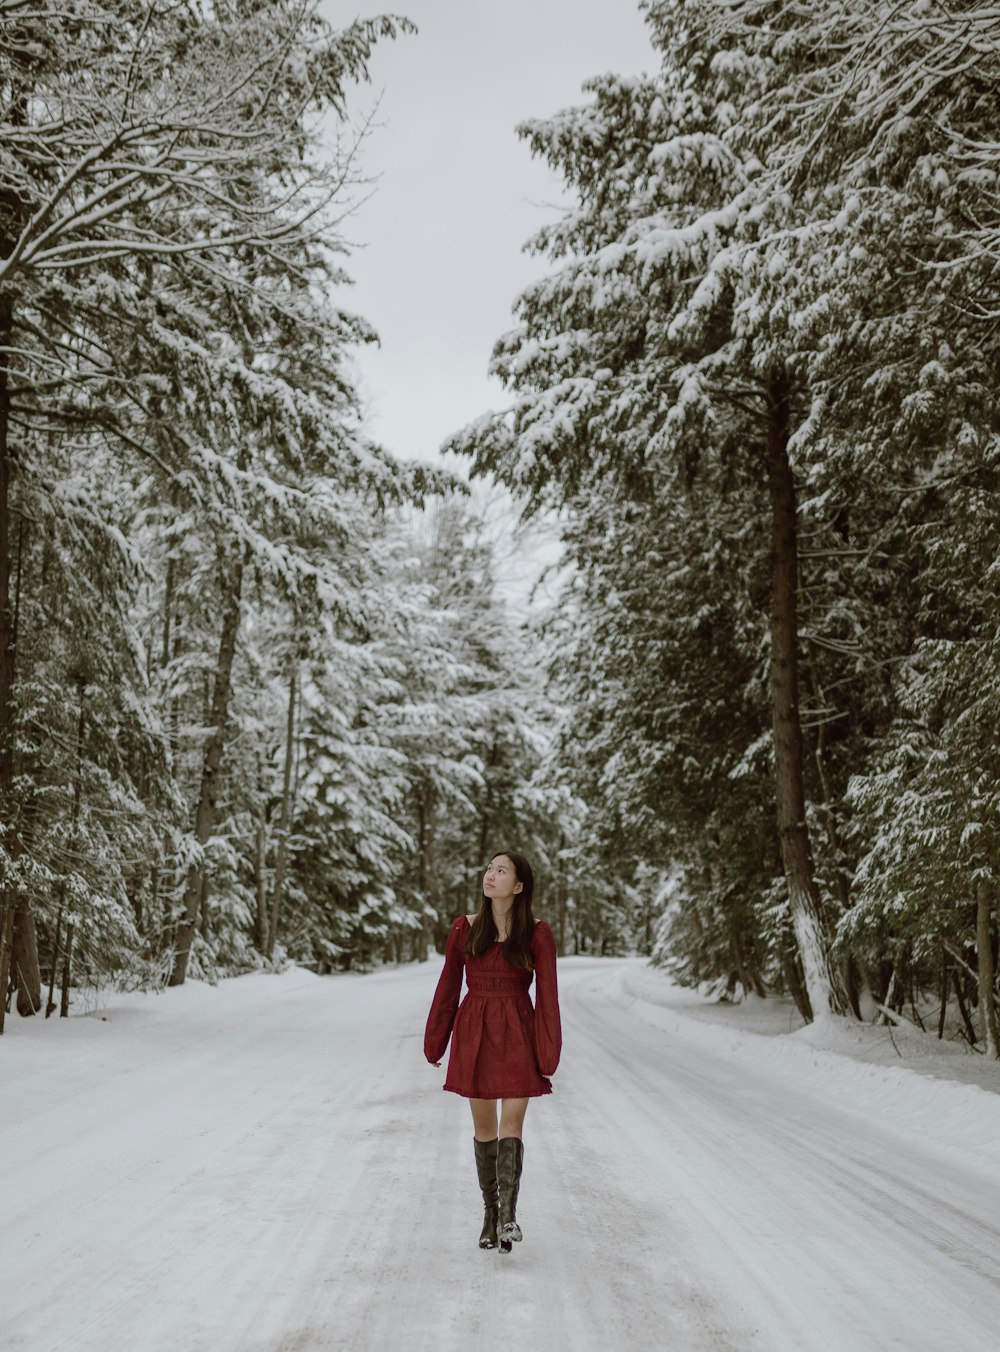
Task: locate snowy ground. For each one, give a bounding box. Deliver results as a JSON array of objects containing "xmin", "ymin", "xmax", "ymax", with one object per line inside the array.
[{"xmin": 3, "ymin": 956, "xmax": 1000, "ymax": 1352}]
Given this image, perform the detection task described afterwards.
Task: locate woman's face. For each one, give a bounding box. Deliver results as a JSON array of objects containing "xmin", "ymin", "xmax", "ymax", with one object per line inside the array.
[{"xmin": 483, "ymin": 854, "xmax": 522, "ymax": 905}]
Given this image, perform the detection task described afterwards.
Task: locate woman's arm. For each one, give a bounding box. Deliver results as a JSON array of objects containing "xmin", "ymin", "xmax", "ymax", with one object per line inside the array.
[
  {"xmin": 423, "ymin": 918, "xmax": 466, "ymax": 1065},
  {"xmin": 532, "ymin": 921, "xmax": 562, "ymax": 1076}
]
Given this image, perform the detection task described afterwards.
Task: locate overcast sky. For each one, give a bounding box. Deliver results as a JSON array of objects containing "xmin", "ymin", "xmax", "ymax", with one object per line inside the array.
[{"xmin": 324, "ymin": 0, "xmax": 655, "ymax": 469}]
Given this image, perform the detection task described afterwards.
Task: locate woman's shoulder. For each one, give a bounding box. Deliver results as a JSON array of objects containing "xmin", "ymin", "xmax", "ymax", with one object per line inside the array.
[{"xmin": 531, "ymin": 919, "xmax": 555, "ymax": 945}]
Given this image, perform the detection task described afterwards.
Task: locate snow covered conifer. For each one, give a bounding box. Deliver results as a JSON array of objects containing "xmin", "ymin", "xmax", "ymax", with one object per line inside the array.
[
  {"xmin": 0, "ymin": 0, "xmax": 417, "ymax": 997},
  {"xmin": 449, "ymin": 1, "xmax": 854, "ymax": 1018}
]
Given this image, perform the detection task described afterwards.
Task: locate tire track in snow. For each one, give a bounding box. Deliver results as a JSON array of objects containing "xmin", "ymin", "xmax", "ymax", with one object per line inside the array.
[{"xmin": 561, "ymin": 963, "xmax": 1000, "ymax": 1352}]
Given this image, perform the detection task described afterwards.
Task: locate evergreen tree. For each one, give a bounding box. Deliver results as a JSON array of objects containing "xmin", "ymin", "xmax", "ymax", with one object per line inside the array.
[
  {"xmin": 0, "ymin": 0, "xmax": 417, "ymax": 1005},
  {"xmin": 449, "ymin": 4, "xmax": 853, "ymax": 1017}
]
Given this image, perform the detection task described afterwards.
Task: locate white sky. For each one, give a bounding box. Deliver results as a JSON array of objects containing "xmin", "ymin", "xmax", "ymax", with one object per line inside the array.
[{"xmin": 324, "ymin": 0, "xmax": 655, "ymax": 469}]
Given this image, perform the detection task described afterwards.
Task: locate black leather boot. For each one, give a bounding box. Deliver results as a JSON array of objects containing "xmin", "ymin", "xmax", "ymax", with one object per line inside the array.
[
  {"xmin": 474, "ymin": 1138, "xmax": 499, "ymax": 1249},
  {"xmin": 496, "ymin": 1136, "xmax": 524, "ymax": 1253}
]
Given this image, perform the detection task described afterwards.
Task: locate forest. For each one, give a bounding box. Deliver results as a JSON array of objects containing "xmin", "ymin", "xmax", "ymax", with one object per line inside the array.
[{"xmin": 1, "ymin": 0, "xmax": 998, "ymax": 1059}]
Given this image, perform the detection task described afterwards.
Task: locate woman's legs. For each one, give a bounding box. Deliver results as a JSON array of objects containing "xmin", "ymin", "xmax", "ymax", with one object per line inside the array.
[
  {"xmin": 469, "ymin": 1096, "xmax": 530, "ymax": 1139},
  {"xmin": 469, "ymin": 1099, "xmax": 530, "ymax": 1252},
  {"xmin": 470, "ymin": 1101, "xmax": 500, "ymax": 1248},
  {"xmin": 499, "ymin": 1097, "xmax": 529, "ymax": 1139},
  {"xmin": 469, "ymin": 1097, "xmax": 498, "ymax": 1141},
  {"xmin": 470, "ymin": 1097, "xmax": 532, "ymax": 1141}
]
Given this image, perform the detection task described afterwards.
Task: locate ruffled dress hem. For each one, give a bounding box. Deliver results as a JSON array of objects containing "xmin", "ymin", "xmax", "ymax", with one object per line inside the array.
[{"xmin": 442, "ymin": 1082, "xmax": 553, "ymax": 1100}]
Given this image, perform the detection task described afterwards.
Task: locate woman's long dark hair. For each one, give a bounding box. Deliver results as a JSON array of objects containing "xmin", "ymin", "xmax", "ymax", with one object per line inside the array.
[{"xmin": 466, "ymin": 850, "xmax": 536, "ymax": 969}]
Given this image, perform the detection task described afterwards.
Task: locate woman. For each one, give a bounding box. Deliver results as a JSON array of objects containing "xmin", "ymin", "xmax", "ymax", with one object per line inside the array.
[{"xmin": 424, "ymin": 850, "xmax": 561, "ymax": 1254}]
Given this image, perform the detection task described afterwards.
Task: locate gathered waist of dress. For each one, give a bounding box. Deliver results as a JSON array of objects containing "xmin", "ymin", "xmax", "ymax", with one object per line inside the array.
[{"xmin": 465, "ymin": 975, "xmax": 530, "ymax": 997}]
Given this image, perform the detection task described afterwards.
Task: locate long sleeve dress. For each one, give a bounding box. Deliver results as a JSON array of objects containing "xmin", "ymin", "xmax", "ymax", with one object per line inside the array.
[{"xmin": 424, "ymin": 916, "xmax": 562, "ymax": 1099}]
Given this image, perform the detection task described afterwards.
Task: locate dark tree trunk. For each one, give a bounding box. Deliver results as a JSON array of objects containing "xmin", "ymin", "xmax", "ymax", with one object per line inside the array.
[
  {"xmin": 766, "ymin": 373, "xmax": 846, "ymax": 1020},
  {"xmin": 937, "ymin": 942, "xmax": 949, "ymax": 1040},
  {"xmin": 731, "ymin": 936, "xmax": 758, "ymax": 999},
  {"xmin": 169, "ymin": 551, "xmax": 245, "ymax": 986},
  {"xmin": 0, "ymin": 287, "xmax": 40, "ymax": 1016},
  {"xmin": 11, "ymin": 899, "xmax": 41, "ymax": 1014},
  {"xmin": 162, "ymin": 553, "xmax": 174, "ymax": 668},
  {"xmin": 266, "ymin": 664, "xmax": 297, "ymax": 960},
  {"xmin": 45, "ymin": 905, "xmax": 63, "ymax": 1017},
  {"xmin": 0, "ymin": 900, "xmax": 13, "ymax": 1032},
  {"xmin": 843, "ymin": 954, "xmax": 863, "ymax": 1021},
  {"xmin": 952, "ymin": 967, "xmax": 979, "ymax": 1047},
  {"xmin": 253, "ymin": 768, "xmax": 269, "ymax": 952},
  {"xmin": 42, "ymin": 682, "xmax": 85, "ymax": 1014},
  {"xmin": 780, "ymin": 938, "xmax": 812, "ymax": 1023},
  {"xmin": 976, "ymin": 879, "xmax": 999, "ymax": 1058},
  {"xmin": 0, "ymin": 252, "xmax": 15, "ymax": 807},
  {"xmin": 1, "ymin": 109, "xmax": 41, "ymax": 1004},
  {"xmin": 892, "ymin": 945, "xmax": 909, "ymax": 1015},
  {"xmin": 414, "ymin": 782, "xmax": 433, "ymax": 962},
  {"xmin": 60, "ymin": 921, "xmax": 74, "ymax": 1018},
  {"xmin": 556, "ymin": 832, "xmax": 567, "ymax": 957}
]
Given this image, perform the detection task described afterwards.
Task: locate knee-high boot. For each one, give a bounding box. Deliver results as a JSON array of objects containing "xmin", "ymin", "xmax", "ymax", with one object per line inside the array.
[
  {"xmin": 473, "ymin": 1137, "xmax": 499, "ymax": 1249},
  {"xmin": 496, "ymin": 1136, "xmax": 524, "ymax": 1253}
]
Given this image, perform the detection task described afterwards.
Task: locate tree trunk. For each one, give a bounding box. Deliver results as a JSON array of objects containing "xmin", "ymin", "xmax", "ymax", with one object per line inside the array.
[
  {"xmin": 803, "ymin": 643, "xmax": 851, "ymax": 913},
  {"xmin": 0, "ymin": 285, "xmax": 41, "ymax": 1016},
  {"xmin": 766, "ymin": 373, "xmax": 846, "ymax": 1021},
  {"xmin": 43, "ymin": 682, "xmax": 85, "ymax": 1014},
  {"xmin": 952, "ymin": 967, "xmax": 979, "ymax": 1047},
  {"xmin": 0, "ymin": 900, "xmax": 14, "ymax": 1033},
  {"xmin": 976, "ymin": 878, "xmax": 999, "ymax": 1058},
  {"xmin": 266, "ymin": 664, "xmax": 297, "ymax": 960},
  {"xmin": 804, "ymin": 647, "xmax": 862, "ymax": 1019},
  {"xmin": 414, "ymin": 782, "xmax": 433, "ymax": 962},
  {"xmin": 198, "ymin": 871, "xmax": 210, "ymax": 934},
  {"xmin": 731, "ymin": 936, "xmax": 757, "ymax": 999},
  {"xmin": 780, "ymin": 937, "xmax": 812, "ymax": 1022},
  {"xmin": 60, "ymin": 920, "xmax": 74, "ymax": 1018},
  {"xmin": 162, "ymin": 553, "xmax": 174, "ymax": 668},
  {"xmin": 169, "ymin": 550, "xmax": 245, "ymax": 986},
  {"xmin": 253, "ymin": 775, "xmax": 269, "ymax": 953},
  {"xmin": 876, "ymin": 940, "xmax": 907, "ymax": 1023},
  {"xmin": 937, "ymin": 941, "xmax": 949, "ymax": 1040},
  {"xmin": 0, "ymin": 259, "xmax": 15, "ymax": 808},
  {"xmin": 45, "ymin": 905, "xmax": 63, "ymax": 1017},
  {"xmin": 12, "ymin": 898, "xmax": 41, "ymax": 1014},
  {"xmin": 556, "ymin": 832, "xmax": 567, "ymax": 957}
]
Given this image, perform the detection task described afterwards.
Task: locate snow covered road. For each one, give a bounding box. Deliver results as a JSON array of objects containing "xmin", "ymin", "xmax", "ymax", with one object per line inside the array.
[{"xmin": 3, "ymin": 957, "xmax": 1000, "ymax": 1351}]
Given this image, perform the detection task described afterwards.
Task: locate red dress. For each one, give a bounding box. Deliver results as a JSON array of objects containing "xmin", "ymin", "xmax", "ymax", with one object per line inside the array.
[{"xmin": 424, "ymin": 916, "xmax": 562, "ymax": 1099}]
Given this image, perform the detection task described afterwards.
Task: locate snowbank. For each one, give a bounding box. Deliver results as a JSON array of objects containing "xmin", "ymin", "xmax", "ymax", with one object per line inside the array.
[{"xmin": 609, "ymin": 961, "xmax": 1000, "ymax": 1176}]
